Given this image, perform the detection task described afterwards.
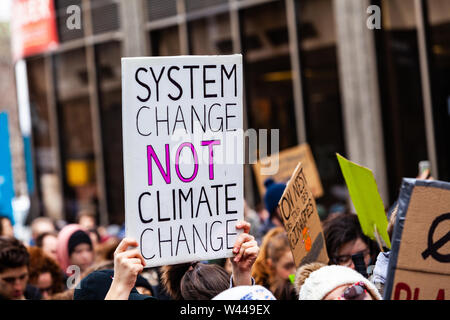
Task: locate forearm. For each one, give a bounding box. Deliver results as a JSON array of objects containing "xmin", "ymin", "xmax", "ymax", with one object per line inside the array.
[
  {"xmin": 231, "ymin": 269, "xmax": 253, "ymax": 286},
  {"xmin": 105, "ymin": 279, "xmax": 132, "ymax": 300}
]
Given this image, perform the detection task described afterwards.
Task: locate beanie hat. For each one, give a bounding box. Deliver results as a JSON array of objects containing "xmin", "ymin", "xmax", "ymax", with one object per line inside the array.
[
  {"xmin": 56, "ymin": 224, "xmax": 89, "ymax": 273},
  {"xmin": 263, "ymin": 179, "xmax": 286, "ymax": 217},
  {"xmin": 73, "ymin": 269, "xmax": 154, "ymax": 300},
  {"xmin": 297, "ymin": 264, "xmax": 382, "ymax": 300},
  {"xmin": 212, "ymin": 285, "xmax": 276, "ymax": 300},
  {"xmin": 68, "ymin": 229, "xmax": 92, "ymax": 256}
]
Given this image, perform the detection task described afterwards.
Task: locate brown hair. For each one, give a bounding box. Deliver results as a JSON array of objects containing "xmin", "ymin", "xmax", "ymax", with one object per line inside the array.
[
  {"xmin": 0, "ymin": 236, "xmax": 29, "ymax": 273},
  {"xmin": 161, "ymin": 262, "xmax": 230, "ymax": 300},
  {"xmin": 322, "ymin": 212, "xmax": 378, "ymax": 264},
  {"xmin": 27, "ymin": 246, "xmax": 65, "ymax": 295},
  {"xmin": 252, "ymin": 227, "xmax": 289, "ymax": 288}
]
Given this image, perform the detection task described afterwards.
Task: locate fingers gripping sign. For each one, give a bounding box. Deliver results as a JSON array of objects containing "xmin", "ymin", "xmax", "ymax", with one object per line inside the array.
[
  {"xmin": 231, "ymin": 221, "xmax": 259, "ymax": 286},
  {"xmin": 105, "ymin": 238, "xmax": 146, "ymax": 300}
]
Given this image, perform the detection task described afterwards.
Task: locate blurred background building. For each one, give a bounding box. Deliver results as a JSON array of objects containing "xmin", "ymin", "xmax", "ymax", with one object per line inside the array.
[{"xmin": 2, "ymin": 0, "xmax": 449, "ymax": 227}]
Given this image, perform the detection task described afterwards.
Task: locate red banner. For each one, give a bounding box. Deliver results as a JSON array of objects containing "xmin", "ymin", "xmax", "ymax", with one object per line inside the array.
[{"xmin": 11, "ymin": 0, "xmax": 59, "ymax": 60}]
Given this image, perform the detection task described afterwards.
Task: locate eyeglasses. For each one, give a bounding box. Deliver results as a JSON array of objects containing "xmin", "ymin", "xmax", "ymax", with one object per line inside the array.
[
  {"xmin": 334, "ymin": 248, "xmax": 370, "ymax": 266},
  {"xmin": 341, "ymin": 282, "xmax": 368, "ymax": 300}
]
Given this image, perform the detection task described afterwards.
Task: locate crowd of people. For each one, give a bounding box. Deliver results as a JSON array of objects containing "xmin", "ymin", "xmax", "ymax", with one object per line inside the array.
[{"xmin": 0, "ymin": 169, "xmax": 433, "ymax": 301}]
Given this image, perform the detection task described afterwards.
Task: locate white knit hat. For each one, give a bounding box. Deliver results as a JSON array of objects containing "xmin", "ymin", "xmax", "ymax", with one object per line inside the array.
[
  {"xmin": 298, "ymin": 265, "xmax": 382, "ymax": 300},
  {"xmin": 213, "ymin": 285, "xmax": 276, "ymax": 300}
]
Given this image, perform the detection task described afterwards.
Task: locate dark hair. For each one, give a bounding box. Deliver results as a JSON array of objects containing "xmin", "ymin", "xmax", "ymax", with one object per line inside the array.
[
  {"xmin": 35, "ymin": 231, "xmax": 58, "ymax": 248},
  {"xmin": 322, "ymin": 213, "xmax": 378, "ymax": 264},
  {"xmin": 0, "ymin": 236, "xmax": 30, "ymax": 273},
  {"xmin": 161, "ymin": 262, "xmax": 230, "ymax": 300}
]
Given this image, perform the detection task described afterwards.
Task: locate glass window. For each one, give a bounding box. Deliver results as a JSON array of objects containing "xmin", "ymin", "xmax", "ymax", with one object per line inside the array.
[
  {"xmin": 150, "ymin": 26, "xmax": 181, "ymax": 56},
  {"xmin": 54, "ymin": 48, "xmax": 97, "ymax": 222},
  {"xmin": 427, "ymin": 0, "xmax": 450, "ymax": 181},
  {"xmin": 297, "ymin": 0, "xmax": 347, "ymax": 213},
  {"xmin": 240, "ymin": 0, "xmax": 298, "ymax": 152},
  {"xmin": 95, "ymin": 41, "xmax": 124, "ymax": 225},
  {"xmin": 27, "ymin": 56, "xmax": 64, "ymax": 220},
  {"xmin": 376, "ymin": 0, "xmax": 428, "ymax": 202},
  {"xmin": 240, "ymin": 1, "xmax": 297, "ymax": 206},
  {"xmin": 188, "ymin": 13, "xmax": 232, "ymax": 55}
]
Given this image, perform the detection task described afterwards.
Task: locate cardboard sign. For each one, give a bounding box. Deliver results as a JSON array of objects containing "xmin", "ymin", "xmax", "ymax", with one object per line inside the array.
[
  {"xmin": 384, "ymin": 179, "xmax": 450, "ymax": 300},
  {"xmin": 253, "ymin": 143, "xmax": 323, "ymax": 198},
  {"xmin": 278, "ymin": 162, "xmax": 328, "ymax": 267},
  {"xmin": 336, "ymin": 153, "xmax": 391, "ymax": 249},
  {"xmin": 122, "ymin": 55, "xmax": 244, "ymax": 267}
]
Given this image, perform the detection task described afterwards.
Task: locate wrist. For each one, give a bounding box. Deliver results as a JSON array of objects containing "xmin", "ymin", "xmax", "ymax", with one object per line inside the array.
[
  {"xmin": 231, "ymin": 270, "xmax": 253, "ymax": 286},
  {"xmin": 105, "ymin": 278, "xmax": 132, "ymax": 300}
]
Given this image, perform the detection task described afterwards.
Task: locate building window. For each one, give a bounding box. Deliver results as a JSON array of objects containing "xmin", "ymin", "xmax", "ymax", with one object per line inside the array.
[
  {"xmin": 150, "ymin": 26, "xmax": 181, "ymax": 56},
  {"xmin": 54, "ymin": 47, "xmax": 97, "ymax": 222},
  {"xmin": 376, "ymin": 0, "xmax": 428, "ymax": 202},
  {"xmin": 188, "ymin": 13, "xmax": 232, "ymax": 55},
  {"xmin": 240, "ymin": 0, "xmax": 298, "ymax": 153},
  {"xmin": 297, "ymin": 0, "xmax": 347, "ymax": 212},
  {"xmin": 96, "ymin": 41, "xmax": 123, "ymax": 225},
  {"xmin": 427, "ymin": 0, "xmax": 450, "ymax": 181}
]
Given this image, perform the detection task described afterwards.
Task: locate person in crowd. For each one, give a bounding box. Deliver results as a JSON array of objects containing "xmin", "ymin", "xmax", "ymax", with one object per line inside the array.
[
  {"xmin": 244, "ymin": 200, "xmax": 263, "ymax": 244},
  {"xmin": 260, "ymin": 179, "xmax": 286, "ymax": 235},
  {"xmin": 370, "ymin": 202, "xmax": 398, "ymax": 296},
  {"xmin": 0, "ymin": 216, "xmax": 14, "ymax": 238},
  {"xmin": 77, "ymin": 209, "xmax": 97, "ymax": 231},
  {"xmin": 270, "ymin": 277, "xmax": 298, "ymax": 300},
  {"xmin": 295, "ymin": 262, "xmax": 382, "ymax": 300},
  {"xmin": 35, "ymin": 231, "xmax": 59, "ymax": 262},
  {"xmin": 322, "ymin": 212, "xmax": 379, "ymax": 275},
  {"xmin": 160, "ymin": 221, "xmax": 259, "ymax": 300},
  {"xmin": 212, "ymin": 284, "xmax": 276, "ymax": 300},
  {"xmin": 252, "ymin": 227, "xmax": 296, "ymax": 299},
  {"xmin": 30, "ymin": 217, "xmax": 56, "ymax": 246},
  {"xmin": 0, "ymin": 236, "xmax": 41, "ymax": 300},
  {"xmin": 74, "ymin": 221, "xmax": 259, "ymax": 300},
  {"xmin": 77, "ymin": 208, "xmax": 109, "ymax": 243},
  {"xmin": 27, "ymin": 247, "xmax": 65, "ymax": 299},
  {"xmin": 56, "ymin": 224, "xmax": 95, "ymax": 280}
]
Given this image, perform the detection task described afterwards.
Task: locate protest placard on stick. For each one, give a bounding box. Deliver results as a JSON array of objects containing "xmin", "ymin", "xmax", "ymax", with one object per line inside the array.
[
  {"xmin": 278, "ymin": 162, "xmax": 328, "ymax": 267},
  {"xmin": 336, "ymin": 153, "xmax": 391, "ymax": 250},
  {"xmin": 384, "ymin": 179, "xmax": 450, "ymax": 300},
  {"xmin": 121, "ymin": 55, "xmax": 244, "ymax": 267},
  {"xmin": 253, "ymin": 143, "xmax": 323, "ymax": 199}
]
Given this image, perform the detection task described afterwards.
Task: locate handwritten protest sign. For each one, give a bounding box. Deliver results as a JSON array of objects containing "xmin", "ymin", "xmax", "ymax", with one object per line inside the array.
[
  {"xmin": 122, "ymin": 55, "xmax": 244, "ymax": 267},
  {"xmin": 336, "ymin": 153, "xmax": 391, "ymax": 250},
  {"xmin": 384, "ymin": 179, "xmax": 450, "ymax": 300},
  {"xmin": 253, "ymin": 143, "xmax": 323, "ymax": 198},
  {"xmin": 278, "ymin": 162, "xmax": 328, "ymax": 267}
]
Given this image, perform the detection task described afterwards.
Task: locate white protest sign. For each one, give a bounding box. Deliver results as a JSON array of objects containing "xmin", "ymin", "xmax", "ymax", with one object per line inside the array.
[{"xmin": 122, "ymin": 55, "xmax": 244, "ymax": 267}]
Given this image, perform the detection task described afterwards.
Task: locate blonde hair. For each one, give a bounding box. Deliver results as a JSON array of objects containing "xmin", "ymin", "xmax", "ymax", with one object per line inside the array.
[
  {"xmin": 252, "ymin": 227, "xmax": 289, "ymax": 287},
  {"xmin": 387, "ymin": 203, "xmax": 399, "ymax": 240},
  {"xmin": 294, "ymin": 262, "xmax": 326, "ymax": 295}
]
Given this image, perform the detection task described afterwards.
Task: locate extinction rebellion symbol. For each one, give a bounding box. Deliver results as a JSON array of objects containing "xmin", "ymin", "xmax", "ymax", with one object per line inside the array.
[{"xmin": 421, "ymin": 213, "xmax": 450, "ymax": 263}]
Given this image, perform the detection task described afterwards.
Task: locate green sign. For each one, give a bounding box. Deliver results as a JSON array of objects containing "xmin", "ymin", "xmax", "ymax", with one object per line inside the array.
[{"xmin": 336, "ymin": 153, "xmax": 391, "ymax": 249}]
